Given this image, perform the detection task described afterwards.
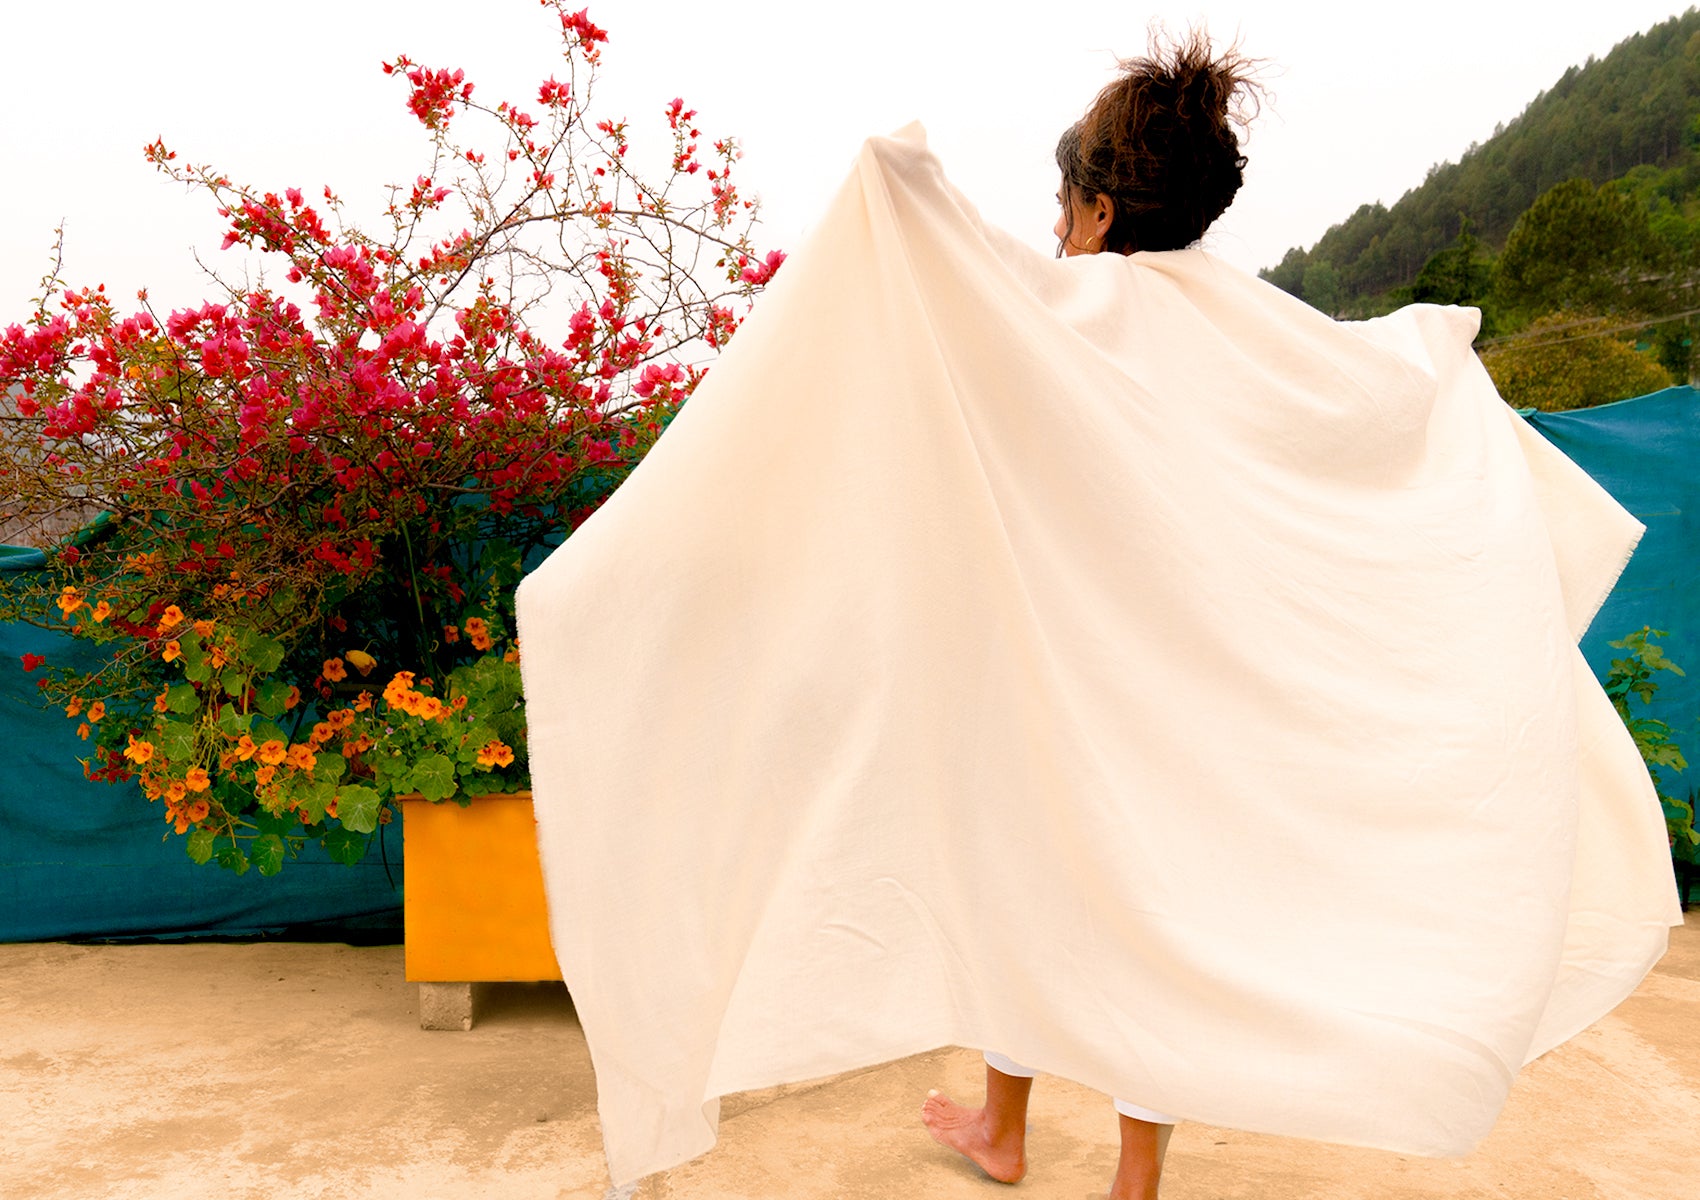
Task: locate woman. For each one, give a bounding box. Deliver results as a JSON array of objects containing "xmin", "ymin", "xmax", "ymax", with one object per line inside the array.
[
  {"xmin": 516, "ymin": 26, "xmax": 1676, "ymax": 1192},
  {"xmin": 921, "ymin": 35, "xmax": 1251, "ymax": 1200}
]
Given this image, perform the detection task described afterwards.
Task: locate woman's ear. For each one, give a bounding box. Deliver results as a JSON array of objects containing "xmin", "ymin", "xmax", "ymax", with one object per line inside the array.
[{"xmin": 1093, "ymin": 194, "xmax": 1116, "ymax": 241}]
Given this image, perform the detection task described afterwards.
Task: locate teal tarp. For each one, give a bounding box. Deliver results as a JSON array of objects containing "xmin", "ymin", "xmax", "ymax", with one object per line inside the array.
[
  {"xmin": 0, "ymin": 566, "xmax": 403, "ymax": 942},
  {"xmin": 1, "ymin": 387, "xmax": 1693, "ymax": 941},
  {"xmin": 1526, "ymin": 388, "xmax": 1698, "ymax": 804}
]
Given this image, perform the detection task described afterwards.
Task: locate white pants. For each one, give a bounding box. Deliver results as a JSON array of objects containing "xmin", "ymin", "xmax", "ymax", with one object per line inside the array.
[{"xmin": 983, "ymin": 1050, "xmax": 1178, "ymax": 1125}]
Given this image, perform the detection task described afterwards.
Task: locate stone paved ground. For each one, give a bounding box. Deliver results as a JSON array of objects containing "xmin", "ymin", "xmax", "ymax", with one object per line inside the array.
[{"xmin": 3, "ymin": 913, "xmax": 1696, "ymax": 1199}]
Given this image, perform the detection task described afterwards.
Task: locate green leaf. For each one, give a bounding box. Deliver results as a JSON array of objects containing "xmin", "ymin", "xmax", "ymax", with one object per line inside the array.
[
  {"xmin": 186, "ymin": 829, "xmax": 215, "ymax": 865},
  {"xmin": 220, "ymin": 668, "xmax": 245, "ymax": 697},
  {"xmin": 215, "ymin": 706, "xmax": 251, "ymax": 739},
  {"xmin": 255, "ymin": 681, "xmax": 292, "ymax": 720},
  {"xmin": 248, "ymin": 634, "xmax": 285, "ymax": 675},
  {"xmin": 406, "ymin": 754, "xmax": 457, "ymax": 803},
  {"xmin": 166, "ymin": 683, "xmax": 200, "ymax": 715},
  {"xmin": 312, "ymin": 754, "xmax": 347, "ymax": 783},
  {"xmin": 456, "ymin": 723, "xmax": 498, "ymax": 764},
  {"xmin": 296, "ymin": 780, "xmax": 336, "ymax": 825},
  {"xmin": 159, "ymin": 720, "xmax": 197, "ymax": 762},
  {"xmin": 252, "ymin": 719, "xmax": 288, "ymax": 746},
  {"xmin": 323, "ymin": 828, "xmax": 368, "ymax": 866},
  {"xmin": 337, "ymin": 785, "xmax": 382, "ymax": 834},
  {"xmin": 183, "ymin": 658, "xmax": 211, "ymax": 684},
  {"xmin": 251, "ymin": 833, "xmax": 286, "ymax": 876},
  {"xmin": 216, "ymin": 847, "xmax": 250, "ymax": 875},
  {"xmin": 177, "ymin": 630, "xmax": 205, "ymax": 666}
]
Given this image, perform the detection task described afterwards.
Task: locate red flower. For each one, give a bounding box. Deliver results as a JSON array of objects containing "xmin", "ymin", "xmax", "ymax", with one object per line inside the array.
[
  {"xmin": 739, "ymin": 249, "xmax": 786, "ymax": 287},
  {"xmin": 561, "ymin": 7, "xmax": 608, "ymax": 48},
  {"xmin": 19, "ymin": 653, "xmax": 46, "ymax": 672}
]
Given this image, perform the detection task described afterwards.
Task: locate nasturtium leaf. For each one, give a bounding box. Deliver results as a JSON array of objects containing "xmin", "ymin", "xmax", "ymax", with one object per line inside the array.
[
  {"xmin": 183, "ymin": 659, "xmax": 211, "ymax": 684},
  {"xmin": 216, "ymin": 846, "xmax": 250, "ymax": 875},
  {"xmin": 215, "ymin": 706, "xmax": 250, "ymax": 738},
  {"xmin": 296, "ymin": 781, "xmax": 335, "ymax": 825},
  {"xmin": 248, "ymin": 634, "xmax": 286, "ymax": 675},
  {"xmin": 220, "ymin": 668, "xmax": 245, "ymax": 698},
  {"xmin": 407, "ymin": 755, "xmax": 457, "ymax": 803},
  {"xmin": 159, "ymin": 720, "xmax": 197, "ymax": 761},
  {"xmin": 337, "ymin": 785, "xmax": 382, "ymax": 834},
  {"xmin": 186, "ymin": 829, "xmax": 215, "ymax": 865},
  {"xmin": 312, "ymin": 753, "xmax": 347, "ymax": 783},
  {"xmin": 252, "ymin": 719, "xmax": 288, "ymax": 746},
  {"xmin": 323, "ymin": 828, "xmax": 367, "ymax": 866},
  {"xmin": 255, "ymin": 681, "xmax": 291, "ymax": 719},
  {"xmin": 252, "ymin": 834, "xmax": 286, "ymax": 877},
  {"xmin": 166, "ymin": 683, "xmax": 199, "ymax": 714},
  {"xmin": 456, "ymin": 724, "xmax": 498, "ymax": 764}
]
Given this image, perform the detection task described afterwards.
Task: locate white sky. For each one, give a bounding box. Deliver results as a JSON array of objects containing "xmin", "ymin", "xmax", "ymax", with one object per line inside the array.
[{"xmin": 1, "ymin": 0, "xmax": 1692, "ymax": 322}]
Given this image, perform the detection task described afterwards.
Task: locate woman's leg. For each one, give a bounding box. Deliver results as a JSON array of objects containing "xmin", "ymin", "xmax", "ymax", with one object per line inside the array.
[
  {"xmin": 1109, "ymin": 1098, "xmax": 1175, "ymax": 1200},
  {"xmin": 918, "ymin": 1051, "xmax": 1034, "ymax": 1183}
]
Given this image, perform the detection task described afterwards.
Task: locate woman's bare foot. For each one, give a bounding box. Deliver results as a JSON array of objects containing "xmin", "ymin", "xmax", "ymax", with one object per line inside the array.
[{"xmin": 921, "ymin": 1089, "xmax": 1028, "ymax": 1183}]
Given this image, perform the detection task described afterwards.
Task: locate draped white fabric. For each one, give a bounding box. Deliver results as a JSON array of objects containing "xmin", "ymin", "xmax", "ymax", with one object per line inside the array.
[{"xmin": 514, "ymin": 125, "xmax": 1682, "ymax": 1187}]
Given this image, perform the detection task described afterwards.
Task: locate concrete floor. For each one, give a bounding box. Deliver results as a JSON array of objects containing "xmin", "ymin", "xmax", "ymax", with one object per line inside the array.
[{"xmin": 4, "ymin": 914, "xmax": 1697, "ymax": 1200}]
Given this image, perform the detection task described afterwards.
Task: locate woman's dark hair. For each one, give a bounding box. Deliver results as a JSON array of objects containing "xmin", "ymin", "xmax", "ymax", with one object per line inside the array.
[{"xmin": 1056, "ymin": 30, "xmax": 1259, "ymax": 256}]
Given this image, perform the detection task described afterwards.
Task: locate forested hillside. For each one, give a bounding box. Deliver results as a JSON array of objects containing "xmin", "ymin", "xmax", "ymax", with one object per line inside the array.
[{"xmin": 1262, "ymin": 9, "xmax": 1700, "ymax": 311}]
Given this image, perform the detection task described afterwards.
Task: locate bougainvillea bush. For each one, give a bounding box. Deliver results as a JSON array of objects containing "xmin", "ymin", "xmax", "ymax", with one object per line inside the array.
[{"xmin": 0, "ymin": 1, "xmax": 780, "ymax": 874}]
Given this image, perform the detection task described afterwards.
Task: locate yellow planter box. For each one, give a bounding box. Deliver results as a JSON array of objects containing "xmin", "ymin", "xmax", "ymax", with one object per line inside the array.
[{"xmin": 400, "ymin": 790, "xmax": 561, "ymax": 984}]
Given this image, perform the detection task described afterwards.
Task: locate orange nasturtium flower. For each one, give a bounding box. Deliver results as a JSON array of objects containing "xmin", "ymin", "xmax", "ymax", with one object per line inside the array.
[
  {"xmin": 185, "ymin": 798, "xmax": 210, "ymax": 824},
  {"xmin": 165, "ymin": 780, "xmax": 187, "ymax": 803},
  {"xmin": 234, "ymin": 734, "xmax": 258, "ymax": 761},
  {"xmin": 310, "ymin": 721, "xmax": 336, "ymax": 745},
  {"xmin": 162, "ymin": 640, "xmax": 182, "ymax": 663},
  {"xmin": 476, "ymin": 738, "xmax": 515, "ymax": 769},
  {"xmin": 285, "ymin": 744, "xmax": 317, "ymax": 772},
  {"xmin": 57, "ymin": 586, "xmax": 84, "ymax": 617},
  {"xmin": 382, "ymin": 672, "xmax": 417, "ymax": 707},
  {"xmin": 153, "ymin": 687, "xmax": 171, "ymax": 714},
  {"xmin": 64, "ymin": 697, "xmax": 84, "ymax": 718},
  {"xmin": 91, "ymin": 600, "xmax": 112, "ymax": 623},
  {"xmin": 254, "ymin": 765, "xmax": 277, "ymax": 786},
  {"xmin": 77, "ymin": 723, "xmax": 91, "ymax": 740},
  {"xmin": 504, "ymin": 645, "xmax": 520, "ymax": 664},
  {"xmin": 354, "ymin": 691, "xmax": 373, "ymax": 712},
  {"xmin": 193, "ymin": 619, "xmax": 216, "ymax": 637},
  {"xmin": 86, "ymin": 701, "xmax": 105, "ymax": 723},
  {"xmin": 322, "ymin": 657, "xmax": 348, "ymax": 683},
  {"xmin": 123, "ymin": 736, "xmax": 156, "ymax": 765},
  {"xmin": 283, "ymin": 685, "xmax": 301, "ymax": 710},
  {"xmin": 443, "ymin": 624, "xmax": 460, "ymax": 644},
  {"xmin": 257, "ymin": 739, "xmax": 288, "ymax": 766},
  {"xmin": 417, "ymin": 696, "xmax": 446, "ymax": 721},
  {"xmin": 184, "ymin": 766, "xmax": 211, "ymax": 793},
  {"xmin": 345, "ymin": 649, "xmax": 376, "ymax": 676},
  {"xmin": 158, "ymin": 605, "xmax": 184, "ymax": 630}
]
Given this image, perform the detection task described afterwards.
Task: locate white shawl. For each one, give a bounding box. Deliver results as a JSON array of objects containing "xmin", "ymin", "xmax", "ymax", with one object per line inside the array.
[{"xmin": 515, "ymin": 125, "xmax": 1682, "ymax": 1186}]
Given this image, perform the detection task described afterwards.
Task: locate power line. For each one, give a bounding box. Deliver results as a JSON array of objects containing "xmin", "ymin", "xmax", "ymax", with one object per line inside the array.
[{"xmin": 1475, "ymin": 306, "xmax": 1700, "ymax": 350}]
